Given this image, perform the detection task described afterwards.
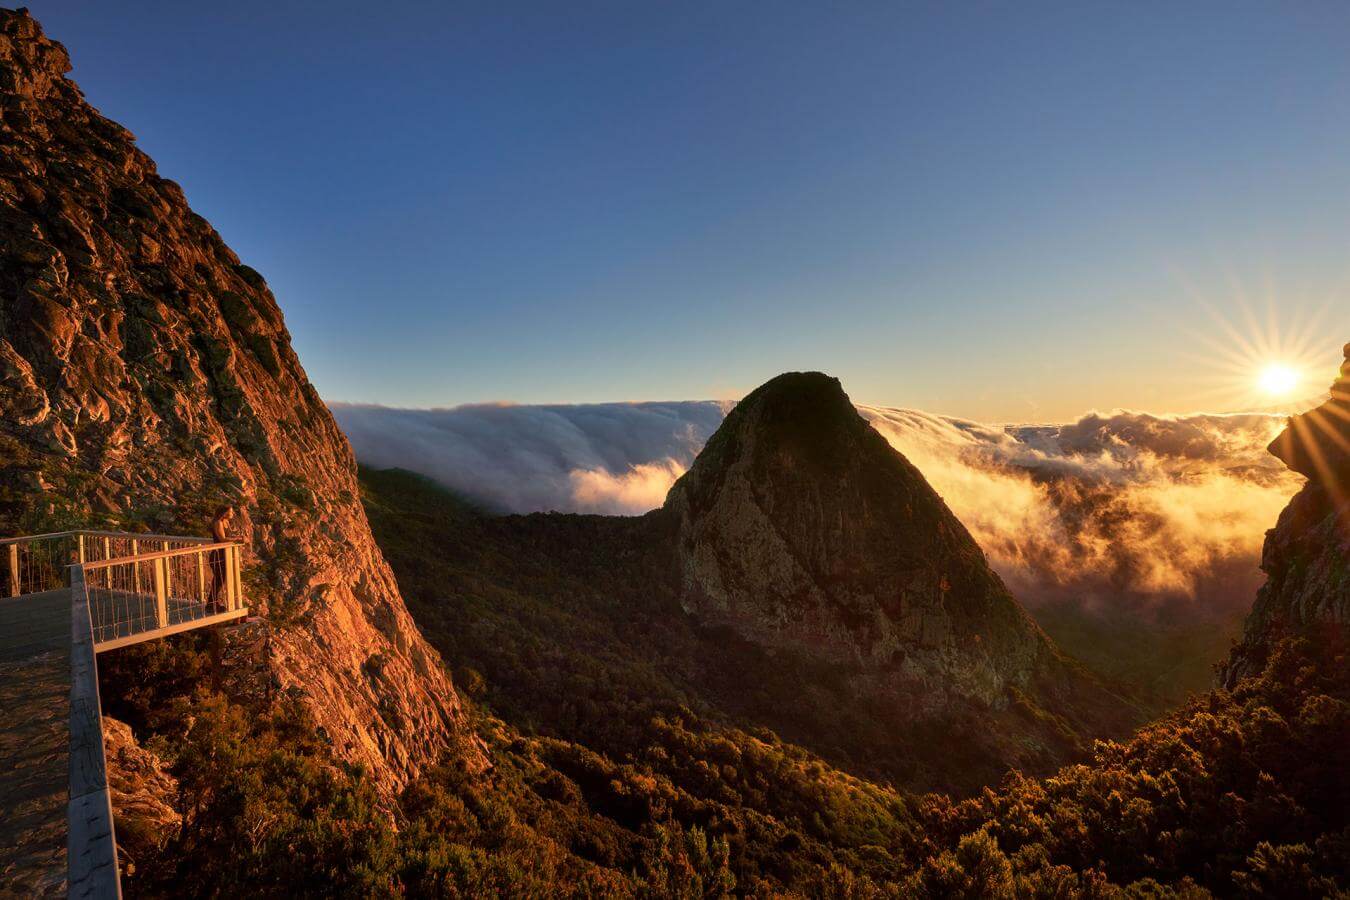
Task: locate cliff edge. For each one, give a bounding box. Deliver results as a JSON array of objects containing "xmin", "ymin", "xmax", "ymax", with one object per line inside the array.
[{"xmin": 0, "ymin": 8, "xmax": 480, "ymax": 791}]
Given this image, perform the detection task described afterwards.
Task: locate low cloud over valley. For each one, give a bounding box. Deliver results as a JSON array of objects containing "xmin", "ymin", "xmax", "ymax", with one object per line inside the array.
[
  {"xmin": 331, "ymin": 401, "xmax": 727, "ymax": 515},
  {"xmin": 860, "ymin": 407, "xmax": 1301, "ymax": 622},
  {"xmin": 333, "ymin": 399, "xmax": 1302, "ymax": 621}
]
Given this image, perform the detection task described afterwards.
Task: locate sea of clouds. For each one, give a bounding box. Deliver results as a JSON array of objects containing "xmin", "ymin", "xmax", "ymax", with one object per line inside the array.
[
  {"xmin": 332, "ymin": 400, "xmax": 1303, "ymax": 618},
  {"xmin": 859, "ymin": 407, "xmax": 1301, "ymax": 620},
  {"xmin": 330, "ymin": 400, "xmax": 729, "ymax": 516}
]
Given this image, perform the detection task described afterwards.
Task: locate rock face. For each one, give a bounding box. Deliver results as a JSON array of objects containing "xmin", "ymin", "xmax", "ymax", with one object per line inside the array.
[
  {"xmin": 1224, "ymin": 345, "xmax": 1350, "ymax": 685},
  {"xmin": 1268, "ymin": 343, "xmax": 1350, "ymax": 481},
  {"xmin": 101, "ymin": 718, "xmax": 179, "ymax": 878},
  {"xmin": 0, "ymin": 9, "xmax": 478, "ymax": 791},
  {"xmin": 663, "ymin": 372, "xmax": 1123, "ymax": 725}
]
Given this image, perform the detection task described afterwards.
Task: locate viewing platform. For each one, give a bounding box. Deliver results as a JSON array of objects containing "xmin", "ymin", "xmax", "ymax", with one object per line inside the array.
[{"xmin": 0, "ymin": 531, "xmax": 247, "ymax": 898}]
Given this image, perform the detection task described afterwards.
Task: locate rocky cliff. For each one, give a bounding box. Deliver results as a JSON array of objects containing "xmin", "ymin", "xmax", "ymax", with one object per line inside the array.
[
  {"xmin": 662, "ymin": 372, "xmax": 1129, "ymax": 739},
  {"xmin": 0, "ymin": 8, "xmax": 478, "ymax": 791},
  {"xmin": 1224, "ymin": 344, "xmax": 1350, "ymax": 684}
]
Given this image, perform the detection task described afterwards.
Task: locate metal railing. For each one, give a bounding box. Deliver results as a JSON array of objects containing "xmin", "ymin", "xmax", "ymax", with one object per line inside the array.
[
  {"xmin": 0, "ymin": 529, "xmax": 249, "ymax": 897},
  {"xmin": 83, "ymin": 541, "xmax": 244, "ymax": 651},
  {"xmin": 1, "ymin": 530, "xmax": 213, "ymax": 598},
  {"xmin": 83, "ymin": 539, "xmax": 244, "ymax": 650},
  {"xmin": 0, "ymin": 530, "xmax": 247, "ymax": 650}
]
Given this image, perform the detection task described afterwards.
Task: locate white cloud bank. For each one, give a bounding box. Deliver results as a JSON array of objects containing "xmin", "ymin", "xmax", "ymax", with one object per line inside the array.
[
  {"xmin": 332, "ymin": 399, "xmax": 1303, "ymax": 618},
  {"xmin": 330, "ymin": 401, "xmax": 727, "ymax": 515},
  {"xmin": 857, "ymin": 407, "xmax": 1301, "ymax": 619}
]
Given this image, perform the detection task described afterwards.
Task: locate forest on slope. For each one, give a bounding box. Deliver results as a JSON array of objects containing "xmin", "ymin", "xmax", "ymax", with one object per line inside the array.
[{"xmin": 93, "ymin": 450, "xmax": 1348, "ymax": 897}]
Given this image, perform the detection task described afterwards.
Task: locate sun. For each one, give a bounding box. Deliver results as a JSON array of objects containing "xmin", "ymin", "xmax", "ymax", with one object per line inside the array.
[
  {"xmin": 1257, "ymin": 363, "xmax": 1301, "ymax": 397},
  {"xmin": 1181, "ymin": 292, "xmax": 1338, "ymax": 412}
]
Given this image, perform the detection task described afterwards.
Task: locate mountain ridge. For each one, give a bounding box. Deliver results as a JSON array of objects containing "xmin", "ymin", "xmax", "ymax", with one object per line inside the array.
[{"xmin": 661, "ymin": 371, "xmax": 1133, "ymax": 743}]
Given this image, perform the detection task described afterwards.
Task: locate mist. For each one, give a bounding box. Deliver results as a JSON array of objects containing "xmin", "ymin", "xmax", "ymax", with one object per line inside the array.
[
  {"xmin": 857, "ymin": 407, "xmax": 1301, "ymax": 621},
  {"xmin": 333, "ymin": 399, "xmax": 1302, "ymax": 621},
  {"xmin": 330, "ymin": 401, "xmax": 727, "ymax": 515}
]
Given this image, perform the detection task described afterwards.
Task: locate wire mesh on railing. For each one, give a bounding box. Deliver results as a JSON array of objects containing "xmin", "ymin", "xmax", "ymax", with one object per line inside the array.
[
  {"xmin": 2, "ymin": 533, "xmax": 77, "ymax": 597},
  {"xmin": 83, "ymin": 542, "xmax": 242, "ymax": 647},
  {"xmin": 85, "ymin": 556, "xmax": 156, "ymax": 645},
  {"xmin": 1, "ymin": 530, "xmax": 218, "ymax": 600},
  {"xmin": 0, "ymin": 529, "xmax": 246, "ymax": 656}
]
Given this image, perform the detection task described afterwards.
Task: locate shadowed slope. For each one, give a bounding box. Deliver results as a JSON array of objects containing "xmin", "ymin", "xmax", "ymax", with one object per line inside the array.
[{"xmin": 663, "ymin": 372, "xmax": 1134, "ymax": 746}]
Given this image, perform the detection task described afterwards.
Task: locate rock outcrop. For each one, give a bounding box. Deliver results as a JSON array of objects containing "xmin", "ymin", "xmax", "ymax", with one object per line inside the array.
[
  {"xmin": 0, "ymin": 9, "xmax": 479, "ymax": 791},
  {"xmin": 1268, "ymin": 343, "xmax": 1350, "ymax": 480},
  {"xmin": 1224, "ymin": 345, "xmax": 1350, "ymax": 684},
  {"xmin": 663, "ymin": 372, "xmax": 1129, "ymax": 738},
  {"xmin": 101, "ymin": 718, "xmax": 179, "ymax": 879}
]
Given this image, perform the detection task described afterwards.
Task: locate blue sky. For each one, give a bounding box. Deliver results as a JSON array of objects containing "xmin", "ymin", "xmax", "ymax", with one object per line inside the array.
[{"xmin": 28, "ymin": 1, "xmax": 1350, "ymax": 420}]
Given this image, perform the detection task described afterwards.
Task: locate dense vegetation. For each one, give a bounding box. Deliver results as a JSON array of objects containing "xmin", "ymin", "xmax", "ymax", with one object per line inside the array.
[
  {"xmin": 1032, "ymin": 598, "xmax": 1245, "ymax": 715},
  {"xmin": 98, "ymin": 609, "xmax": 1349, "ymax": 896},
  {"xmin": 90, "ymin": 467, "xmax": 1347, "ymax": 896},
  {"xmin": 98, "ymin": 631, "xmax": 926, "ymax": 896},
  {"xmin": 363, "ymin": 467, "xmax": 1347, "ymax": 896},
  {"xmin": 914, "ymin": 635, "xmax": 1349, "ymax": 897},
  {"xmin": 358, "ymin": 466, "xmax": 1114, "ymax": 796}
]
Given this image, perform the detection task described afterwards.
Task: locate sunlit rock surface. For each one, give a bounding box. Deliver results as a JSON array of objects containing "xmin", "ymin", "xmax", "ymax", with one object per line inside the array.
[
  {"xmin": 0, "ymin": 8, "xmax": 480, "ymax": 793},
  {"xmin": 102, "ymin": 717, "xmax": 178, "ymax": 878}
]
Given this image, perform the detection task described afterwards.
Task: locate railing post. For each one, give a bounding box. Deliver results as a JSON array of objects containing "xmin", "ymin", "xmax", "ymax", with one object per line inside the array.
[
  {"xmin": 161, "ymin": 540, "xmax": 171, "ymax": 598},
  {"xmin": 7, "ymin": 543, "xmax": 17, "ymax": 597},
  {"xmin": 197, "ymin": 550, "xmax": 206, "ymax": 602},
  {"xmin": 77, "ymin": 533, "xmax": 86, "ymax": 564},
  {"xmin": 153, "ymin": 557, "xmax": 168, "ymax": 629},
  {"xmin": 224, "ymin": 545, "xmax": 239, "ymax": 613},
  {"xmin": 131, "ymin": 539, "xmax": 140, "ymax": 594}
]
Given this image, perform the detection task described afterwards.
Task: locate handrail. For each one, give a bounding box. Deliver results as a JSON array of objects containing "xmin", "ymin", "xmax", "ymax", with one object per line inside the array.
[
  {"xmin": 79, "ymin": 540, "xmax": 242, "ymax": 570},
  {"xmin": 80, "ymin": 540, "xmax": 247, "ymax": 651},
  {"xmin": 66, "ymin": 565, "xmax": 121, "ymax": 898},
  {"xmin": 80, "ymin": 529, "xmax": 213, "ymax": 542},
  {"xmin": 0, "ymin": 529, "xmax": 214, "ymax": 547},
  {"xmin": 2, "ymin": 531, "xmax": 249, "ymax": 644},
  {"xmin": 3, "ymin": 532, "xmax": 229, "ymax": 599},
  {"xmin": 0, "ymin": 530, "xmax": 72, "ymax": 545}
]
